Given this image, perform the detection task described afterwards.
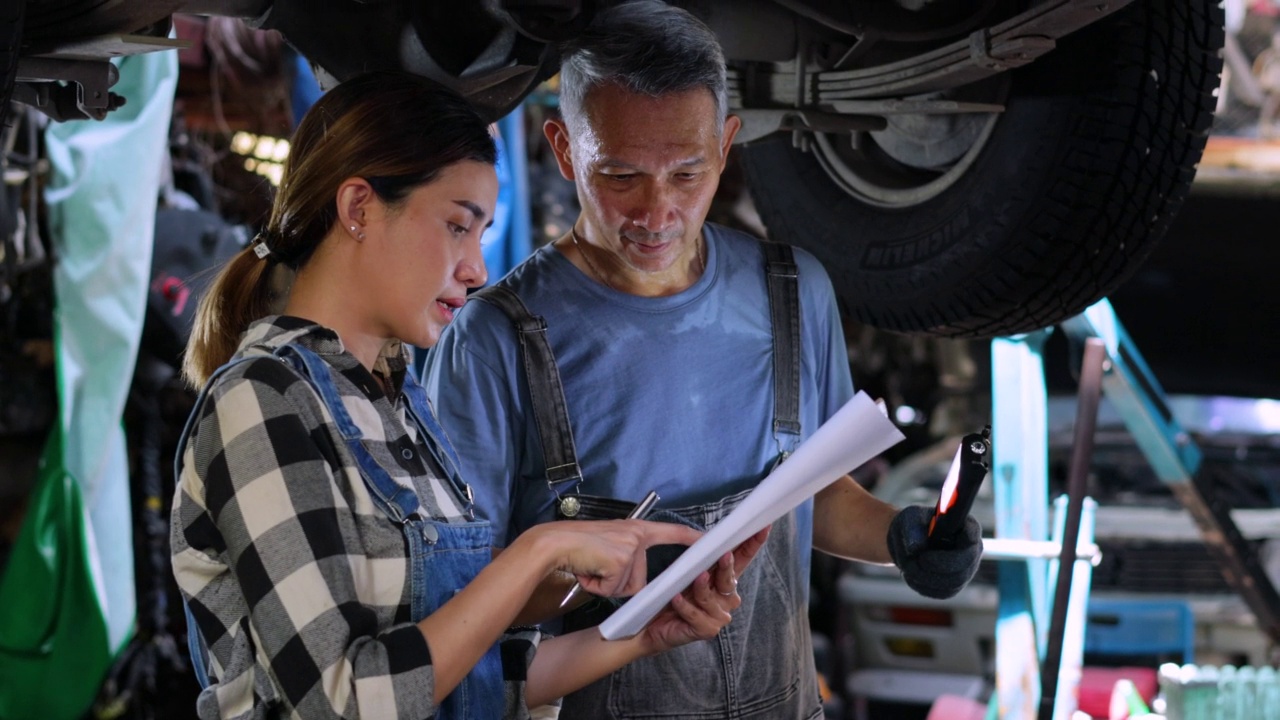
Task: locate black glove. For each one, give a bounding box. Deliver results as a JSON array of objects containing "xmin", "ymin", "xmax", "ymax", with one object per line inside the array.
[{"xmin": 886, "ymin": 505, "xmax": 983, "ymax": 600}]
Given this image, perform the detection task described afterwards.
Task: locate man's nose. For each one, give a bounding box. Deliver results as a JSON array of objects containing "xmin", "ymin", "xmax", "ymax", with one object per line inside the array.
[{"xmin": 629, "ymin": 181, "xmax": 678, "ymax": 233}]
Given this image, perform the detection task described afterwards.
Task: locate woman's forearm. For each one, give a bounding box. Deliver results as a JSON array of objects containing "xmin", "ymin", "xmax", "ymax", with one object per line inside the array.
[
  {"xmin": 525, "ymin": 629, "xmax": 649, "ymax": 708},
  {"xmin": 417, "ymin": 529, "xmax": 558, "ymax": 704},
  {"xmin": 418, "ymin": 519, "xmax": 701, "ymax": 706}
]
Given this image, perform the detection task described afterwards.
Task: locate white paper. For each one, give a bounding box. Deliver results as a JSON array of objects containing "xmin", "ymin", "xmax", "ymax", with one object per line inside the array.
[{"xmin": 599, "ymin": 391, "xmax": 906, "ymax": 640}]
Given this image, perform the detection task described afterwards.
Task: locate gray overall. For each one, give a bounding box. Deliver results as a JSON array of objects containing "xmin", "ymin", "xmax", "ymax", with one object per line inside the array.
[
  {"xmin": 475, "ymin": 242, "xmax": 824, "ymax": 720},
  {"xmin": 180, "ymin": 343, "xmax": 505, "ymax": 719}
]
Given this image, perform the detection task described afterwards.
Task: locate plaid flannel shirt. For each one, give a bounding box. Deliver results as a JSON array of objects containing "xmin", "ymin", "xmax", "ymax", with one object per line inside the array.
[{"xmin": 172, "ymin": 316, "xmax": 544, "ymax": 719}]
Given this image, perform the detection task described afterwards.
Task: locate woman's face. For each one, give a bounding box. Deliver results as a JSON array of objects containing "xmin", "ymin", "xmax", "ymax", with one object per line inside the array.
[{"xmin": 369, "ymin": 159, "xmax": 498, "ymax": 349}]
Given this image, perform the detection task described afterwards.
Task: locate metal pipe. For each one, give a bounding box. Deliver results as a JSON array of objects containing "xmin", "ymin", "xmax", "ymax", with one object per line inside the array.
[
  {"xmin": 982, "ymin": 538, "xmax": 1101, "ymax": 565},
  {"xmin": 1037, "ymin": 338, "xmax": 1106, "ymax": 720}
]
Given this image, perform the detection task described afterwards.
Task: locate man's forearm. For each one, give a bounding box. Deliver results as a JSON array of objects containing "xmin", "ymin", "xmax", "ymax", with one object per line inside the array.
[
  {"xmin": 812, "ymin": 474, "xmax": 897, "ymax": 564},
  {"xmin": 513, "ymin": 569, "xmax": 589, "ymax": 626}
]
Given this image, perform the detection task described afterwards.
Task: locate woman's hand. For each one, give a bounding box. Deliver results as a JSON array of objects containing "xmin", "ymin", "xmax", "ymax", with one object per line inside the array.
[
  {"xmin": 637, "ymin": 526, "xmax": 771, "ymax": 656},
  {"xmin": 524, "ymin": 526, "xmax": 771, "ymax": 707},
  {"xmin": 524, "ymin": 519, "xmax": 704, "ymax": 599}
]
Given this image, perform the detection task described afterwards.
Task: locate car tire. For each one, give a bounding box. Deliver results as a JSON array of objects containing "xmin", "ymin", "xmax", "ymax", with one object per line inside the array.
[
  {"xmin": 0, "ymin": 0, "xmax": 22, "ymax": 113},
  {"xmin": 739, "ymin": 0, "xmax": 1224, "ymax": 337}
]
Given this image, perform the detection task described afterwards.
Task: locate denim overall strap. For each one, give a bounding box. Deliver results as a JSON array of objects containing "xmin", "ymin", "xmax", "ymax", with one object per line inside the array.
[
  {"xmin": 275, "ymin": 344, "xmax": 504, "ymax": 720},
  {"xmin": 175, "ymin": 355, "xmax": 263, "ymax": 690},
  {"xmin": 400, "ymin": 372, "xmax": 475, "ymax": 518},
  {"xmin": 403, "ymin": 518, "xmax": 504, "ymax": 720},
  {"xmin": 764, "ymin": 242, "xmax": 802, "ymax": 450},
  {"xmin": 472, "ymin": 284, "xmax": 585, "ymax": 500}
]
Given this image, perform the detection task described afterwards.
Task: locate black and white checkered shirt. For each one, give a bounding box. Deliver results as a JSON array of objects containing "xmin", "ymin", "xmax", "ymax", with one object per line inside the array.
[{"xmin": 172, "ymin": 316, "xmax": 544, "ymax": 719}]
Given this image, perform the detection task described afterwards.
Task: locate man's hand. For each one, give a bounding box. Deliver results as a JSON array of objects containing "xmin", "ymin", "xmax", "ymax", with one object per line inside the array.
[
  {"xmin": 886, "ymin": 505, "xmax": 982, "ymax": 599},
  {"xmin": 503, "ymin": 565, "xmax": 583, "ymax": 626},
  {"xmin": 638, "ymin": 526, "xmax": 770, "ymax": 655}
]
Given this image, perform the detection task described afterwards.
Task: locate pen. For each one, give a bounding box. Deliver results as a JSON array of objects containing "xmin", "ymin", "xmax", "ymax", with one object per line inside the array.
[{"xmin": 559, "ymin": 490, "xmax": 661, "ymax": 609}]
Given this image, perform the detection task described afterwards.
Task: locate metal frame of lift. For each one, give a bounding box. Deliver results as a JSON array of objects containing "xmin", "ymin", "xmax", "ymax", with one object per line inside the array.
[{"xmin": 985, "ymin": 298, "xmax": 1280, "ymax": 720}]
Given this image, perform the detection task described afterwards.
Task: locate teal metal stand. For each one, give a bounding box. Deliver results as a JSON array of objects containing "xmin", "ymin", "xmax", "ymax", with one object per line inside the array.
[
  {"xmin": 1060, "ymin": 301, "xmax": 1280, "ymax": 643},
  {"xmin": 989, "ymin": 298, "xmax": 1280, "ymax": 719},
  {"xmin": 990, "ymin": 328, "xmax": 1051, "ymax": 720},
  {"xmin": 990, "ymin": 329, "xmax": 1098, "ymax": 720}
]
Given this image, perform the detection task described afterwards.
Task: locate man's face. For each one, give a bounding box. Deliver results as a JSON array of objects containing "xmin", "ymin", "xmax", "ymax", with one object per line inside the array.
[{"xmin": 548, "ymin": 83, "xmax": 740, "ymax": 278}]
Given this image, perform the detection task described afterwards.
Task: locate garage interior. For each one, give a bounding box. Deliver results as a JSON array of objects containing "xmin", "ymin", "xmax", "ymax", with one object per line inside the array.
[{"xmin": 2, "ymin": 2, "xmax": 1280, "ymax": 720}]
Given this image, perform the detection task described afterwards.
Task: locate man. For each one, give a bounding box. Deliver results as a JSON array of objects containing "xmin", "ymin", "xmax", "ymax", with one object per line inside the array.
[{"xmin": 423, "ymin": 2, "xmax": 982, "ymax": 717}]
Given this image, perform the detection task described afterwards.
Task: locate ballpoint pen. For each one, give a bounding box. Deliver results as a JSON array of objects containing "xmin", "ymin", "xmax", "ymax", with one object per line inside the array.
[{"xmin": 559, "ymin": 489, "xmax": 661, "ymax": 609}]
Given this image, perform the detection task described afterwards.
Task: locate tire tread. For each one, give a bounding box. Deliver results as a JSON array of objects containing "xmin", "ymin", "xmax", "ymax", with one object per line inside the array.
[{"xmin": 741, "ymin": 0, "xmax": 1224, "ymax": 337}]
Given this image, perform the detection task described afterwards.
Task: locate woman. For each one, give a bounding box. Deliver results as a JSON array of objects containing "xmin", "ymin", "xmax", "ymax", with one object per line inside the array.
[{"xmin": 171, "ymin": 71, "xmax": 762, "ymax": 719}]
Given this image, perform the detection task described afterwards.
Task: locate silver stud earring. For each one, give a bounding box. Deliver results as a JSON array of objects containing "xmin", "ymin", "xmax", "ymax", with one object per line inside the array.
[{"xmin": 350, "ymin": 225, "xmax": 357, "ymax": 232}]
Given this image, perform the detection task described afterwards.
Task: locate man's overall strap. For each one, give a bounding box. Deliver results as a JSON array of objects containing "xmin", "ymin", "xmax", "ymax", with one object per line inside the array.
[
  {"xmin": 471, "ymin": 284, "xmax": 584, "ymax": 491},
  {"xmin": 764, "ymin": 241, "xmax": 802, "ymax": 439}
]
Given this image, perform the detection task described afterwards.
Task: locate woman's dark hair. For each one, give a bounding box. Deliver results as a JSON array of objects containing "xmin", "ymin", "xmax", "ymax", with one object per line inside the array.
[{"xmin": 183, "ymin": 71, "xmax": 496, "ymax": 387}]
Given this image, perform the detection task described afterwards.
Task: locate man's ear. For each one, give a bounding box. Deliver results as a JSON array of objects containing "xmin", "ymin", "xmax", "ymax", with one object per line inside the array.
[
  {"xmin": 544, "ymin": 117, "xmax": 577, "ymax": 181},
  {"xmin": 719, "ymin": 115, "xmax": 742, "ymax": 170},
  {"xmin": 335, "ymin": 177, "xmax": 376, "ymax": 239}
]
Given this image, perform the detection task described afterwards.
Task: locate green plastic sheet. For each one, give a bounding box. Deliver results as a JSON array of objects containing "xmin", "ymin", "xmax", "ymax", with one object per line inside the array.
[
  {"xmin": 0, "ymin": 45, "xmax": 177, "ymax": 719},
  {"xmin": 0, "ymin": 429, "xmax": 111, "ymax": 719}
]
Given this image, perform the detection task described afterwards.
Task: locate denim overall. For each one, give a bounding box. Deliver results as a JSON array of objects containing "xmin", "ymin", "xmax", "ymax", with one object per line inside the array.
[
  {"xmin": 180, "ymin": 343, "xmax": 505, "ymax": 719},
  {"xmin": 475, "ymin": 242, "xmax": 824, "ymax": 720}
]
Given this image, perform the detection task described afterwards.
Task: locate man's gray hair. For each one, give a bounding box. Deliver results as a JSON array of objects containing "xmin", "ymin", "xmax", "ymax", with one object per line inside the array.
[{"xmin": 558, "ymin": 0, "xmax": 728, "ymax": 136}]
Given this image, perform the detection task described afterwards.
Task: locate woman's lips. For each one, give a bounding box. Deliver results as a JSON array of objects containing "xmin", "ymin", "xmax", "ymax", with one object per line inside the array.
[{"xmin": 436, "ymin": 297, "xmax": 464, "ymax": 321}]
